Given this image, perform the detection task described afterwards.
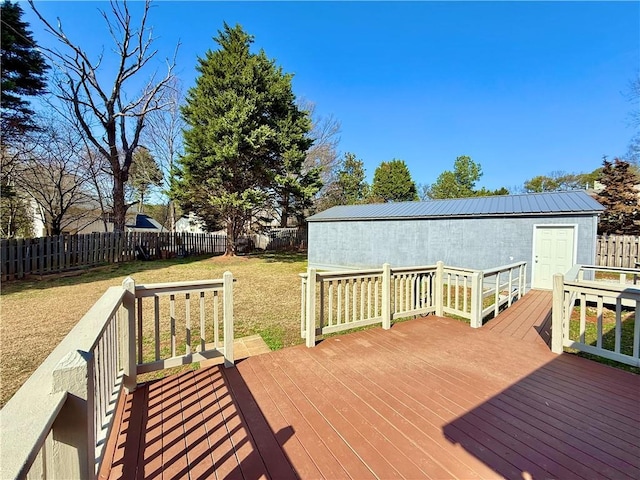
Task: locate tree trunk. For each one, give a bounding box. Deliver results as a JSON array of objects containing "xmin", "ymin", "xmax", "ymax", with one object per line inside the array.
[
  {"xmin": 51, "ymin": 220, "xmax": 62, "ymax": 236},
  {"xmin": 280, "ymin": 192, "xmax": 290, "ymax": 228},
  {"xmin": 225, "ymin": 218, "xmax": 236, "ymax": 256},
  {"xmin": 112, "ymin": 175, "xmax": 127, "ymax": 232},
  {"xmin": 169, "ymin": 200, "xmax": 176, "ymax": 233}
]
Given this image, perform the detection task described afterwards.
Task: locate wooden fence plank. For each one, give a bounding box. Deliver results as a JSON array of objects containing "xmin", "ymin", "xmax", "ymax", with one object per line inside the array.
[
  {"xmin": 16, "ymin": 238, "xmax": 24, "ymax": 279},
  {"xmin": 58, "ymin": 235, "xmax": 65, "ymax": 271},
  {"xmin": 596, "ymin": 235, "xmax": 640, "ymax": 268}
]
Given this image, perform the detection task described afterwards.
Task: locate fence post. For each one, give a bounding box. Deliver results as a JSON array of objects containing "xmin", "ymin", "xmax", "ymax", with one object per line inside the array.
[
  {"xmin": 305, "ymin": 268, "xmax": 317, "ymax": 347},
  {"xmin": 435, "ymin": 261, "xmax": 444, "ymax": 316},
  {"xmin": 121, "ymin": 277, "xmax": 137, "ymax": 392},
  {"xmin": 223, "ymin": 271, "xmax": 235, "ymax": 367},
  {"xmin": 470, "ymin": 271, "xmax": 483, "ymax": 328},
  {"xmin": 551, "ymin": 273, "xmax": 565, "ymax": 354},
  {"xmin": 50, "ymin": 350, "xmax": 95, "ymax": 479},
  {"xmin": 382, "ymin": 263, "xmax": 391, "ymax": 330}
]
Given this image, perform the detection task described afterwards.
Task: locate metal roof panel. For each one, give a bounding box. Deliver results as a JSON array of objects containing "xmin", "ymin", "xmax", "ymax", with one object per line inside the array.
[{"xmin": 307, "ymin": 191, "xmax": 604, "ymax": 221}]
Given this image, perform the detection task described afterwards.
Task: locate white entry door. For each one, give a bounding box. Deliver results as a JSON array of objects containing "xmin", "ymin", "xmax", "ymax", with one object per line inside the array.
[{"xmin": 533, "ymin": 226, "xmax": 575, "ymax": 289}]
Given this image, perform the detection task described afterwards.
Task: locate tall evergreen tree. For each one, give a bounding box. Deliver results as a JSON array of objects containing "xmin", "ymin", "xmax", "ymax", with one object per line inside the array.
[
  {"xmin": 0, "ymin": 0, "xmax": 49, "ymax": 139},
  {"xmin": 429, "ymin": 155, "xmax": 481, "ymax": 199},
  {"xmin": 337, "ymin": 152, "xmax": 369, "ymax": 204},
  {"xmin": 428, "ymin": 155, "xmax": 508, "ymax": 199},
  {"xmin": 176, "ymin": 23, "xmax": 312, "ymax": 254},
  {"xmin": 596, "ymin": 158, "xmax": 640, "ymax": 235},
  {"xmin": 370, "ymin": 159, "xmax": 418, "ymax": 202},
  {"xmin": 130, "ymin": 147, "xmax": 163, "ymax": 213}
]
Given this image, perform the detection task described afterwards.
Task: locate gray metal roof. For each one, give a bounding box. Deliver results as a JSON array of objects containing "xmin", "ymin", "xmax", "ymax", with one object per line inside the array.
[{"xmin": 307, "ymin": 191, "xmax": 604, "ymax": 222}]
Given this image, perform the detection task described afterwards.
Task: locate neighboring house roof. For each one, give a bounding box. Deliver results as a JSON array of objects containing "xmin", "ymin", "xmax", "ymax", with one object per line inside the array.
[
  {"xmin": 126, "ymin": 214, "xmax": 166, "ymax": 232},
  {"xmin": 307, "ymin": 191, "xmax": 604, "ymax": 222}
]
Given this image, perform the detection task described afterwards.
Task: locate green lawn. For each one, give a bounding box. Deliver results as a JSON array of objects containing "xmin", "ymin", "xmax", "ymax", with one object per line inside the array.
[
  {"xmin": 0, "ymin": 252, "xmax": 307, "ymax": 407},
  {"xmin": 567, "ymin": 304, "xmax": 639, "ymax": 374}
]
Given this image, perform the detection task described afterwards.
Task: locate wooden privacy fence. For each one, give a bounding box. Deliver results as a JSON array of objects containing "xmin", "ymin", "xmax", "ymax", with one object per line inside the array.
[
  {"xmin": 0, "ymin": 231, "xmax": 227, "ymax": 281},
  {"xmin": 300, "ymin": 261, "xmax": 527, "ymax": 346},
  {"xmin": 252, "ymin": 227, "xmax": 307, "ymax": 250},
  {"xmin": 0, "ymin": 273, "xmax": 234, "ymax": 479},
  {"xmin": 596, "ymin": 235, "xmax": 639, "ymax": 268}
]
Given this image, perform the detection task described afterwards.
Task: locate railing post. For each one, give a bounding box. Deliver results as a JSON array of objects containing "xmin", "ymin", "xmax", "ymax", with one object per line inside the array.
[
  {"xmin": 121, "ymin": 277, "xmax": 137, "ymax": 393},
  {"xmin": 382, "ymin": 263, "xmax": 391, "ymax": 330},
  {"xmin": 306, "ymin": 268, "xmax": 317, "ymax": 347},
  {"xmin": 223, "ymin": 271, "xmax": 235, "ymax": 367},
  {"xmin": 435, "ymin": 261, "xmax": 444, "ymax": 316},
  {"xmin": 551, "ymin": 273, "xmax": 565, "ymax": 354},
  {"xmin": 300, "ymin": 274, "xmax": 307, "ymax": 338},
  {"xmin": 50, "ymin": 350, "xmax": 95, "ymax": 479},
  {"xmin": 470, "ymin": 271, "xmax": 483, "ymax": 328}
]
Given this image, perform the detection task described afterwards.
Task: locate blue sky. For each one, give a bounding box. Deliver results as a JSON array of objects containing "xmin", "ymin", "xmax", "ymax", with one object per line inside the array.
[{"xmin": 24, "ymin": 1, "xmax": 639, "ymax": 192}]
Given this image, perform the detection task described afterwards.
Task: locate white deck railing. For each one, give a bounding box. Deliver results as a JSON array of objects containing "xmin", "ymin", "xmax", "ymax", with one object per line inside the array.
[
  {"xmin": 133, "ymin": 275, "xmax": 234, "ymax": 372},
  {"xmin": 552, "ymin": 265, "xmax": 640, "ymax": 367},
  {"xmin": 479, "ymin": 262, "xmax": 527, "ymax": 322},
  {"xmin": 0, "ymin": 273, "xmax": 234, "ymax": 479},
  {"xmin": 301, "ymin": 261, "xmax": 527, "ymax": 346}
]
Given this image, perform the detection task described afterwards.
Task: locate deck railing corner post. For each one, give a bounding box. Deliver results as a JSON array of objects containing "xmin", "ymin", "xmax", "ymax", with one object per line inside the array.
[
  {"xmin": 551, "ymin": 273, "xmax": 565, "ymax": 354},
  {"xmin": 50, "ymin": 350, "xmax": 95, "ymax": 479},
  {"xmin": 121, "ymin": 277, "xmax": 137, "ymax": 392},
  {"xmin": 470, "ymin": 271, "xmax": 483, "ymax": 328},
  {"xmin": 382, "ymin": 263, "xmax": 391, "ymax": 330},
  {"xmin": 306, "ymin": 268, "xmax": 317, "ymax": 347},
  {"xmin": 223, "ymin": 271, "xmax": 235, "ymax": 367},
  {"xmin": 435, "ymin": 261, "xmax": 444, "ymax": 316}
]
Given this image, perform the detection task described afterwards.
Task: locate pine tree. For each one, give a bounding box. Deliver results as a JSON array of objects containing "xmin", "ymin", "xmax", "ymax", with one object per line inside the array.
[
  {"xmin": 0, "ymin": 0, "xmax": 49, "ymax": 138},
  {"xmin": 130, "ymin": 148, "xmax": 163, "ymax": 213},
  {"xmin": 371, "ymin": 159, "xmax": 418, "ymax": 202},
  {"xmin": 429, "ymin": 155, "xmax": 481, "ymax": 199},
  {"xmin": 176, "ymin": 23, "xmax": 312, "ymax": 254},
  {"xmin": 337, "ymin": 153, "xmax": 369, "ymax": 204},
  {"xmin": 596, "ymin": 158, "xmax": 640, "ymax": 235}
]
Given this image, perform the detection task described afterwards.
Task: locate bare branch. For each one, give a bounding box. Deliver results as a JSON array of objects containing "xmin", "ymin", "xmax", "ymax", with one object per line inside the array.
[{"xmin": 28, "ymin": 0, "xmax": 177, "ymax": 230}]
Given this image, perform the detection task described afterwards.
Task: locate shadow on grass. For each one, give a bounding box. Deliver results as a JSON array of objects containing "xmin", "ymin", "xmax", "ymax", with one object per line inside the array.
[
  {"xmin": 247, "ymin": 251, "xmax": 307, "ymax": 264},
  {"xmin": 0, "ymin": 254, "xmax": 219, "ymax": 295}
]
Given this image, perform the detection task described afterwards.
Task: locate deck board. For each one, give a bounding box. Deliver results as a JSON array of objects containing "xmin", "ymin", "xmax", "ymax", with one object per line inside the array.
[
  {"xmin": 485, "ymin": 289, "xmax": 553, "ymax": 346},
  {"xmin": 101, "ymin": 299, "xmax": 640, "ymax": 480}
]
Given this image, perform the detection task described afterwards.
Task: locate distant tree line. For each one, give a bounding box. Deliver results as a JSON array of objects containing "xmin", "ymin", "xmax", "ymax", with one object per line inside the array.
[{"xmin": 2, "ymin": 0, "xmax": 638, "ymax": 249}]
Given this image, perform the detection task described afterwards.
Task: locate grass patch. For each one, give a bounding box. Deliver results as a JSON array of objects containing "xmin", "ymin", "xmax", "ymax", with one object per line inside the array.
[
  {"xmin": 257, "ymin": 325, "xmax": 287, "ymax": 351},
  {"xmin": 566, "ymin": 304, "xmax": 639, "ymax": 374},
  {"xmin": 1, "ymin": 252, "xmax": 307, "ymax": 407}
]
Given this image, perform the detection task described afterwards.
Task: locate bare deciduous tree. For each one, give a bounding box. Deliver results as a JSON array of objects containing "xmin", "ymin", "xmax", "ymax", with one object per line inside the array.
[
  {"xmin": 14, "ymin": 117, "xmax": 95, "ymax": 236},
  {"xmin": 141, "ymin": 78, "xmax": 184, "ymax": 230},
  {"xmin": 301, "ymin": 101, "xmax": 342, "ymax": 186},
  {"xmin": 28, "ymin": 0, "xmax": 177, "ymax": 231},
  {"xmin": 298, "ymin": 100, "xmax": 342, "ymax": 215}
]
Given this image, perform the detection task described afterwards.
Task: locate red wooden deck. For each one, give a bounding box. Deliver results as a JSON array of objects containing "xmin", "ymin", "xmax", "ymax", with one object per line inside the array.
[
  {"xmin": 101, "ymin": 296, "xmax": 639, "ymax": 480},
  {"xmin": 484, "ymin": 289, "xmax": 553, "ymax": 346}
]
